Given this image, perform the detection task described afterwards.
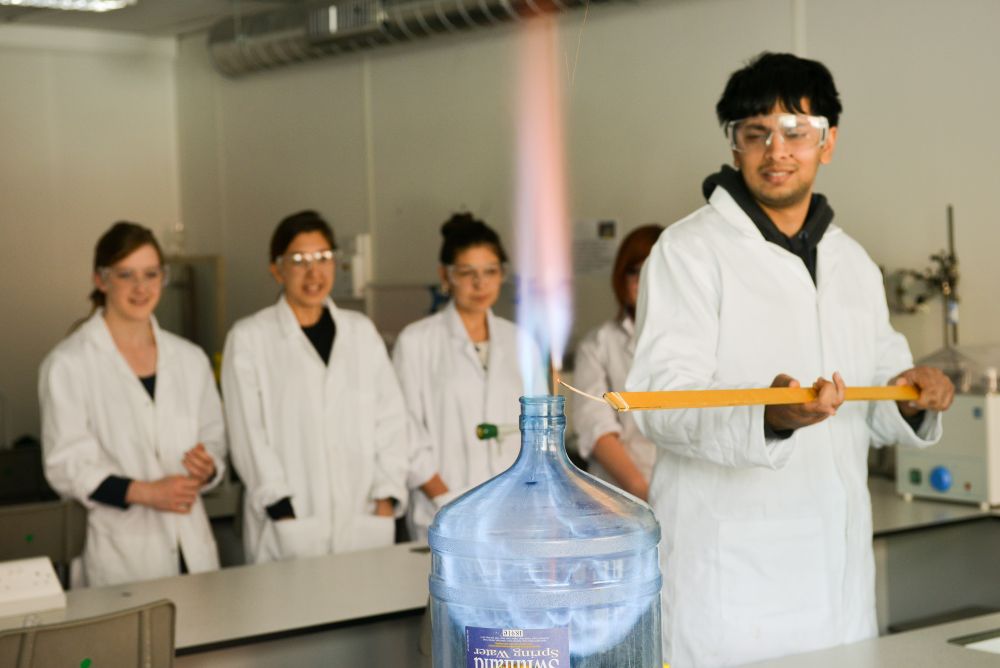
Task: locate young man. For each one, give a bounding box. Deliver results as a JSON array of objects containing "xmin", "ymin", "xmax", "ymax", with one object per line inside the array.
[{"xmin": 627, "ymin": 53, "xmax": 954, "ymax": 667}]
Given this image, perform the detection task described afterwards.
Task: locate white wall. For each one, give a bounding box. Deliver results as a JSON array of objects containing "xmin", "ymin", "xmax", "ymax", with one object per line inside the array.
[
  {"xmin": 176, "ymin": 35, "xmax": 372, "ymax": 327},
  {"xmin": 178, "ymin": 0, "xmax": 1000, "ymax": 364},
  {"xmin": 808, "ymin": 0, "xmax": 1000, "ymax": 354},
  {"xmin": 0, "ymin": 26, "xmax": 180, "ymax": 444},
  {"xmin": 177, "ymin": 0, "xmax": 795, "ymax": 338}
]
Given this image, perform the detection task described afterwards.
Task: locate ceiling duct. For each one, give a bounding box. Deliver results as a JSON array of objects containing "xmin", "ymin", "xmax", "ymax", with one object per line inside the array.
[{"xmin": 208, "ymin": 0, "xmax": 598, "ymax": 77}]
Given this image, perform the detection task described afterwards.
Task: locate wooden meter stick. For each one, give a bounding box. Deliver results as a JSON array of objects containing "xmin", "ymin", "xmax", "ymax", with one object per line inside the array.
[{"xmin": 600, "ymin": 385, "xmax": 919, "ymax": 413}]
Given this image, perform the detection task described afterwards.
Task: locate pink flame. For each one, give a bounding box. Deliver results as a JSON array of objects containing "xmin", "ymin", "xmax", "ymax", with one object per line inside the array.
[{"xmin": 516, "ymin": 16, "xmax": 573, "ymax": 393}]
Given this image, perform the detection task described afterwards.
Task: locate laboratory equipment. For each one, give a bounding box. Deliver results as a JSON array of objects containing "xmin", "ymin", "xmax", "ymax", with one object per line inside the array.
[
  {"xmin": 156, "ymin": 255, "xmax": 224, "ymax": 360},
  {"xmin": 886, "ymin": 205, "xmax": 960, "ymax": 346},
  {"xmin": 897, "ymin": 344, "xmax": 1000, "ymax": 508},
  {"xmin": 474, "ymin": 423, "xmax": 518, "ymax": 440},
  {"xmin": 429, "ymin": 395, "xmax": 662, "ymax": 667},
  {"xmin": 327, "ymin": 233, "xmax": 370, "ymax": 318}
]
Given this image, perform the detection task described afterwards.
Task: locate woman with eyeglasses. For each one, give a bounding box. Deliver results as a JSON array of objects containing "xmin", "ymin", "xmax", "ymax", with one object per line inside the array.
[
  {"xmin": 222, "ymin": 210, "xmax": 409, "ymax": 563},
  {"xmin": 39, "ymin": 222, "xmax": 226, "ymax": 587},
  {"xmin": 572, "ymin": 224, "xmax": 664, "ymax": 501},
  {"xmin": 393, "ymin": 213, "xmax": 541, "ymax": 541}
]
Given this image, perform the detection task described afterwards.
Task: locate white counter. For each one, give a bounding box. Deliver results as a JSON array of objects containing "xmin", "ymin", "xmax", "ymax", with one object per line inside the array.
[
  {"xmin": 746, "ymin": 611, "xmax": 1000, "ymax": 667},
  {"xmin": 868, "ymin": 476, "xmax": 996, "ymax": 536},
  {"xmin": 0, "ymin": 542, "xmax": 431, "ymax": 665},
  {"xmin": 1, "ymin": 480, "xmax": 997, "ymax": 666}
]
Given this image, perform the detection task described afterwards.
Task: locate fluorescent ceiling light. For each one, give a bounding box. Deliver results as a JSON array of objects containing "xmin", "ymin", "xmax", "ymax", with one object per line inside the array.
[{"xmin": 0, "ymin": 0, "xmax": 136, "ymax": 11}]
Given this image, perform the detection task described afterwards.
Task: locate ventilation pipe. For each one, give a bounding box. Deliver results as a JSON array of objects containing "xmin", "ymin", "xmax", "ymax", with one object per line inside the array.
[{"xmin": 208, "ymin": 0, "xmax": 600, "ymax": 77}]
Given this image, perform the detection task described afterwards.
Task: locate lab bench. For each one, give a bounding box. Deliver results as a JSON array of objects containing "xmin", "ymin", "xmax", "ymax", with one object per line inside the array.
[
  {"xmin": 743, "ymin": 481, "xmax": 1000, "ymax": 666},
  {"xmin": 0, "ymin": 542, "xmax": 432, "ymax": 666},
  {"xmin": 1, "ymin": 480, "xmax": 998, "ymax": 667},
  {"xmin": 745, "ymin": 611, "xmax": 1000, "ymax": 667},
  {"xmin": 869, "ymin": 477, "xmax": 1000, "ymax": 636}
]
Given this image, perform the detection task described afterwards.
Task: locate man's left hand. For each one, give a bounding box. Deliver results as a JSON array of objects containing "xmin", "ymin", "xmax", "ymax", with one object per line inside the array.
[{"xmin": 891, "ymin": 367, "xmax": 955, "ymax": 417}]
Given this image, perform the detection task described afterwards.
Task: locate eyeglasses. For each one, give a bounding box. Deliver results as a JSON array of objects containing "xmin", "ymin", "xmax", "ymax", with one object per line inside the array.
[
  {"xmin": 278, "ymin": 249, "xmax": 336, "ymax": 270},
  {"xmin": 99, "ymin": 266, "xmax": 170, "ymax": 287},
  {"xmin": 447, "ymin": 263, "xmax": 505, "ymax": 285},
  {"xmin": 725, "ymin": 114, "xmax": 829, "ymax": 153}
]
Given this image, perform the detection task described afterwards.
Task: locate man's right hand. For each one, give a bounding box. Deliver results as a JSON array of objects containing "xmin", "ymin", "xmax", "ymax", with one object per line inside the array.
[
  {"xmin": 764, "ymin": 372, "xmax": 846, "ymax": 433},
  {"xmin": 126, "ymin": 476, "xmax": 201, "ymax": 514}
]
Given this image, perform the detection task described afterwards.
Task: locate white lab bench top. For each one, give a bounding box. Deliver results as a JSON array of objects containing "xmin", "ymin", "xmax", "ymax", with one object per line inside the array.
[
  {"xmin": 1, "ymin": 481, "xmax": 997, "ymax": 665},
  {"xmin": 746, "ymin": 611, "xmax": 1000, "ymax": 667},
  {"xmin": 0, "ymin": 541, "xmax": 430, "ymax": 654},
  {"xmin": 868, "ymin": 476, "xmax": 998, "ymax": 536}
]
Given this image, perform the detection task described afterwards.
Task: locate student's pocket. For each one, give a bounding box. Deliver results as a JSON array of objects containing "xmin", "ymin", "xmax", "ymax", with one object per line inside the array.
[
  {"xmin": 717, "ymin": 517, "xmax": 834, "ymax": 660},
  {"xmin": 273, "ymin": 516, "xmax": 330, "ymax": 560},
  {"xmin": 343, "ymin": 514, "xmax": 394, "ymax": 552}
]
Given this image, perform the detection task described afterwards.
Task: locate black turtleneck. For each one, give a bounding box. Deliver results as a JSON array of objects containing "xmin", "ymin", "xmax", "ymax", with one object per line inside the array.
[
  {"xmin": 702, "ymin": 165, "xmax": 834, "ymax": 284},
  {"xmin": 302, "ymin": 307, "xmax": 336, "ymax": 365}
]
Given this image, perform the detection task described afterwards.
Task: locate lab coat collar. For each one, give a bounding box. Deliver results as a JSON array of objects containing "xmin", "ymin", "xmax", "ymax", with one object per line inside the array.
[
  {"xmin": 81, "ymin": 310, "xmax": 171, "ymax": 416},
  {"xmin": 710, "ymin": 187, "xmax": 846, "ymax": 292},
  {"xmin": 442, "ymin": 300, "xmax": 497, "ymax": 343},
  {"xmin": 708, "ymin": 187, "xmax": 811, "ymax": 284},
  {"xmin": 708, "ymin": 186, "xmax": 771, "ymax": 241},
  {"xmin": 275, "ymin": 293, "xmax": 338, "ymax": 339},
  {"xmin": 703, "ymin": 165, "xmax": 833, "ymax": 254},
  {"xmin": 443, "ymin": 300, "xmax": 499, "ymax": 373},
  {"xmin": 81, "ymin": 309, "xmax": 173, "ymax": 365},
  {"xmin": 706, "ymin": 172, "xmax": 839, "ymax": 254},
  {"xmin": 275, "ymin": 294, "xmax": 345, "ymax": 373}
]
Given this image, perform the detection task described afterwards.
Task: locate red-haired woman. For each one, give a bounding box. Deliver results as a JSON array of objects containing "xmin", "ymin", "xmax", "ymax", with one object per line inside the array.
[{"xmin": 572, "ymin": 224, "xmax": 664, "ymax": 501}]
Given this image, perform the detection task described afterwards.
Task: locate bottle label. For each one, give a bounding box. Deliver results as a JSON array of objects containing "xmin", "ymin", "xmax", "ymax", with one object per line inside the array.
[{"xmin": 466, "ymin": 625, "xmax": 569, "ymax": 667}]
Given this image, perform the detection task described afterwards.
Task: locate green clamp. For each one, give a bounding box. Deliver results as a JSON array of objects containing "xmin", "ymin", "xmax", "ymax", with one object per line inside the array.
[{"xmin": 476, "ymin": 423, "xmax": 498, "ymax": 440}]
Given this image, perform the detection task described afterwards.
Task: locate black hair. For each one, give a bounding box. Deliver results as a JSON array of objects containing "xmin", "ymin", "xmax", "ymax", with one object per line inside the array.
[
  {"xmin": 716, "ymin": 52, "xmax": 842, "ymax": 127},
  {"xmin": 269, "ymin": 210, "xmax": 337, "ymax": 262},
  {"xmin": 90, "ymin": 221, "xmax": 164, "ymax": 310},
  {"xmin": 439, "ymin": 212, "xmax": 508, "ymax": 265}
]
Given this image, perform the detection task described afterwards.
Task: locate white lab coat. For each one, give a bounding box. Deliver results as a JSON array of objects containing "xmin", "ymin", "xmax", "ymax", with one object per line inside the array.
[
  {"xmin": 572, "ymin": 317, "xmax": 656, "ymax": 486},
  {"xmin": 392, "ymin": 302, "xmax": 543, "ymax": 541},
  {"xmin": 39, "ymin": 312, "xmax": 226, "ymax": 588},
  {"xmin": 626, "ymin": 186, "xmax": 942, "ymax": 667},
  {"xmin": 222, "ymin": 296, "xmax": 409, "ymax": 564}
]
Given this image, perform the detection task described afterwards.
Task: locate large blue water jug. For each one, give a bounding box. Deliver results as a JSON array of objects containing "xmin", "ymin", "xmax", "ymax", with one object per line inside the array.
[{"xmin": 429, "ymin": 395, "xmax": 662, "ymax": 667}]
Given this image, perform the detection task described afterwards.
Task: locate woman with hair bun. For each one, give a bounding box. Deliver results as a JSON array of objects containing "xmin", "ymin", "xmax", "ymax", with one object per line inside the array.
[
  {"xmin": 572, "ymin": 224, "xmax": 664, "ymax": 500},
  {"xmin": 393, "ymin": 213, "xmax": 542, "ymax": 540},
  {"xmin": 39, "ymin": 221, "xmax": 226, "ymax": 587}
]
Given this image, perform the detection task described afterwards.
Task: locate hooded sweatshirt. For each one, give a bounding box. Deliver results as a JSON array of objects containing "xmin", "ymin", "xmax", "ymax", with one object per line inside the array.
[{"xmin": 702, "ymin": 164, "xmax": 833, "ymax": 284}]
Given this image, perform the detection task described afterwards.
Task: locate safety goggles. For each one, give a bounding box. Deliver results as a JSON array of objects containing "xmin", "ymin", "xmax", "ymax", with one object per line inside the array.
[
  {"xmin": 725, "ymin": 113, "xmax": 830, "ymax": 153},
  {"xmin": 446, "ymin": 263, "xmax": 505, "ymax": 285},
  {"xmin": 277, "ymin": 249, "xmax": 336, "ymax": 270},
  {"xmin": 99, "ymin": 265, "xmax": 170, "ymax": 287}
]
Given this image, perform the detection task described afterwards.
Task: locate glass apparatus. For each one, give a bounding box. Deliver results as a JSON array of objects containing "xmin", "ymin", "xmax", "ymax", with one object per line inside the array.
[
  {"xmin": 429, "ymin": 396, "xmax": 662, "ymax": 667},
  {"xmin": 919, "ymin": 344, "xmax": 1000, "ymax": 394}
]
